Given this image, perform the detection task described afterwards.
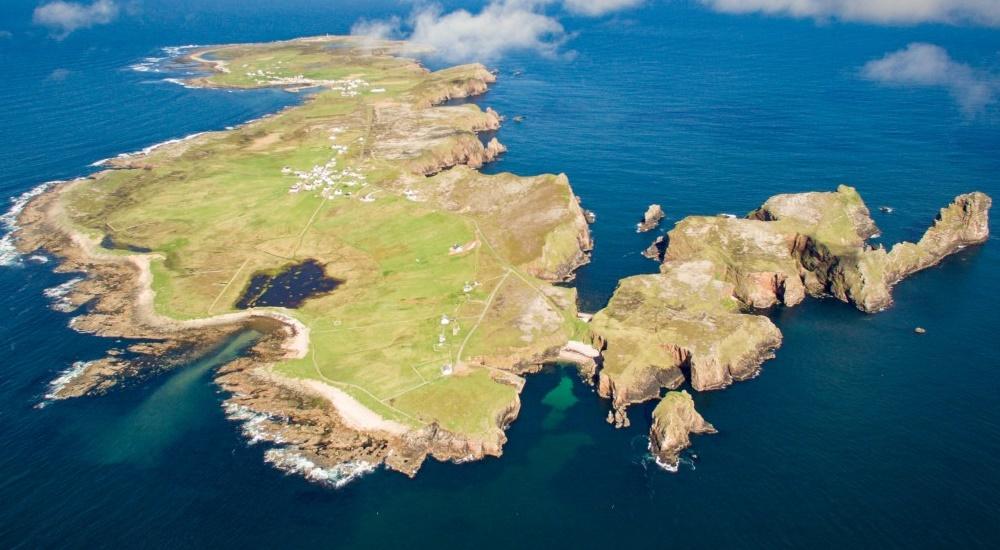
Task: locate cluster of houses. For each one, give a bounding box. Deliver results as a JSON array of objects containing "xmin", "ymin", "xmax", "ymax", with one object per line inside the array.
[
  {"xmin": 328, "ymin": 79, "xmax": 370, "ymax": 97},
  {"xmin": 284, "ymin": 127, "xmax": 369, "ymax": 197},
  {"xmin": 241, "ymin": 62, "xmax": 372, "ymax": 98}
]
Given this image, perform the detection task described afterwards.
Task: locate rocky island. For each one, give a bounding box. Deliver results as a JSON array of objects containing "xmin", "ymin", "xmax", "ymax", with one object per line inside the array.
[
  {"xmin": 649, "ymin": 390, "xmax": 716, "ymax": 469},
  {"xmin": 637, "ymin": 204, "xmax": 664, "ymax": 233},
  {"xmin": 8, "ymin": 35, "xmax": 992, "ymax": 482},
  {"xmin": 591, "ymin": 186, "xmax": 991, "ymax": 467}
]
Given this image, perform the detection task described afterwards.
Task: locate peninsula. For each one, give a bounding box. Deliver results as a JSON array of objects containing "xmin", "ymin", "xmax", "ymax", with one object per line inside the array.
[
  {"xmin": 10, "ymin": 36, "xmax": 991, "ymax": 481},
  {"xmin": 14, "ymin": 36, "xmax": 593, "ymax": 482}
]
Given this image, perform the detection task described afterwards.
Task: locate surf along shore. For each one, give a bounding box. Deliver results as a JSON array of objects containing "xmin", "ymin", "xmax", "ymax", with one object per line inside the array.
[
  {"xmin": 9, "ymin": 35, "xmax": 991, "ymax": 483},
  {"xmin": 12, "ymin": 35, "xmax": 595, "ymax": 482}
]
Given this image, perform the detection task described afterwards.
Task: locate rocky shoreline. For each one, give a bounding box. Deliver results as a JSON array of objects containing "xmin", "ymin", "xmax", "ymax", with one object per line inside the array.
[
  {"xmin": 590, "ymin": 186, "xmax": 991, "ymax": 463},
  {"xmin": 6, "ymin": 35, "xmax": 992, "ymax": 483},
  {"xmin": 13, "ymin": 181, "xmax": 306, "ymax": 401},
  {"xmin": 10, "ymin": 37, "xmax": 594, "ymax": 484},
  {"xmin": 649, "ymin": 391, "xmax": 716, "ymax": 470}
]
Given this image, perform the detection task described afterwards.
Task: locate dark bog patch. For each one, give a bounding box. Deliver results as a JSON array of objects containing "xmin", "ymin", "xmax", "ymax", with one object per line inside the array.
[
  {"xmin": 235, "ymin": 259, "xmax": 341, "ymax": 309},
  {"xmin": 101, "ymin": 235, "xmax": 152, "ymax": 253}
]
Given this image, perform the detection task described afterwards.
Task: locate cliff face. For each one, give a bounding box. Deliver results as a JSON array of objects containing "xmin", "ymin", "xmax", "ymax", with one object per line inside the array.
[
  {"xmin": 850, "ymin": 192, "xmax": 992, "ymax": 312},
  {"xmin": 649, "ymin": 390, "xmax": 716, "ymax": 469},
  {"xmin": 13, "ymin": 38, "xmax": 594, "ymax": 485},
  {"xmin": 751, "ymin": 188, "xmax": 992, "ymax": 313},
  {"xmin": 589, "ymin": 260, "xmax": 782, "ymax": 424},
  {"xmin": 411, "ymin": 63, "xmax": 497, "ymax": 107},
  {"xmin": 401, "ymin": 167, "xmax": 593, "ymax": 283},
  {"xmin": 590, "ymin": 186, "xmax": 990, "ymax": 460}
]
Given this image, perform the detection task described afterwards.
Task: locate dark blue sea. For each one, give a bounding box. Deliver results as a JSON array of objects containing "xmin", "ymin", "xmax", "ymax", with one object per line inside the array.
[{"xmin": 2, "ymin": 1, "xmax": 999, "ymax": 547}]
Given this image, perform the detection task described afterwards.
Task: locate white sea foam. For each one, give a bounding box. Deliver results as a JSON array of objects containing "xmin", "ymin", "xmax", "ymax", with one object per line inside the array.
[
  {"xmin": 39, "ymin": 360, "xmax": 93, "ymax": 405},
  {"xmin": 0, "ymin": 182, "xmax": 55, "ymax": 267},
  {"xmin": 224, "ymin": 402, "xmax": 286, "ymax": 445},
  {"xmin": 651, "ymin": 453, "xmax": 679, "ymax": 473},
  {"xmin": 0, "ymin": 235, "xmax": 20, "ymax": 267},
  {"xmin": 92, "ymin": 132, "xmax": 209, "ymax": 167},
  {"xmin": 263, "ymin": 448, "xmax": 376, "ymax": 488},
  {"xmin": 43, "ymin": 277, "xmax": 84, "ymax": 312},
  {"xmin": 161, "ymin": 44, "xmax": 205, "ymax": 57},
  {"xmin": 127, "ymin": 44, "xmax": 207, "ymax": 81},
  {"xmin": 129, "ymin": 61, "xmax": 160, "ymax": 73},
  {"xmin": 129, "ymin": 43, "xmax": 204, "ymax": 74},
  {"xmin": 162, "ymin": 77, "xmax": 199, "ymax": 89},
  {"xmin": 1, "ymin": 182, "xmax": 53, "ymax": 229}
]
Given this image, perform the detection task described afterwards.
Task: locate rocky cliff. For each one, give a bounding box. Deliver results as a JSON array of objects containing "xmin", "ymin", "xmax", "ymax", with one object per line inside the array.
[
  {"xmin": 637, "ymin": 204, "xmax": 664, "ymax": 233},
  {"xmin": 590, "ymin": 260, "xmax": 782, "ymax": 425},
  {"xmin": 649, "ymin": 390, "xmax": 716, "ymax": 469},
  {"xmin": 748, "ymin": 187, "xmax": 991, "ymax": 312},
  {"xmin": 590, "ymin": 186, "xmax": 990, "ymax": 463}
]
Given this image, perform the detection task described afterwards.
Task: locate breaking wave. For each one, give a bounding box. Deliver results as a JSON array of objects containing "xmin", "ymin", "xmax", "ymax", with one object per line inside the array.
[
  {"xmin": 43, "ymin": 277, "xmax": 85, "ymax": 312},
  {"xmin": 91, "ymin": 132, "xmax": 208, "ymax": 167},
  {"xmin": 129, "ymin": 56, "xmax": 166, "ymax": 73},
  {"xmin": 224, "ymin": 402, "xmax": 286, "ymax": 445},
  {"xmin": 225, "ymin": 399, "xmax": 375, "ymax": 488},
  {"xmin": 263, "ymin": 448, "xmax": 376, "ymax": 489},
  {"xmin": 0, "ymin": 182, "xmax": 55, "ymax": 267},
  {"xmin": 128, "ymin": 45, "xmax": 205, "ymax": 75},
  {"xmin": 38, "ymin": 360, "xmax": 93, "ymax": 406},
  {"xmin": 162, "ymin": 77, "xmax": 199, "ymax": 89}
]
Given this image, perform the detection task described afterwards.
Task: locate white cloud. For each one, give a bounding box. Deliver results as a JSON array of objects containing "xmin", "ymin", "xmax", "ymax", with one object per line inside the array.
[
  {"xmin": 862, "ymin": 43, "xmax": 999, "ymax": 114},
  {"xmin": 562, "ymin": 0, "xmax": 644, "ymax": 16},
  {"xmin": 699, "ymin": 0, "xmax": 1000, "ymax": 27},
  {"xmin": 408, "ymin": 2, "xmax": 569, "ymax": 62},
  {"xmin": 33, "ymin": 0, "xmax": 119, "ymax": 38},
  {"xmin": 350, "ymin": 16, "xmax": 402, "ymax": 41},
  {"xmin": 352, "ymin": 0, "xmax": 642, "ymax": 63},
  {"xmin": 350, "ymin": 16, "xmax": 403, "ymax": 51}
]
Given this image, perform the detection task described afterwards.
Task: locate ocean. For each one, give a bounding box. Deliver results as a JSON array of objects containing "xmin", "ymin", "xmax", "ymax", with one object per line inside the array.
[{"xmin": 2, "ymin": 0, "xmax": 999, "ymax": 547}]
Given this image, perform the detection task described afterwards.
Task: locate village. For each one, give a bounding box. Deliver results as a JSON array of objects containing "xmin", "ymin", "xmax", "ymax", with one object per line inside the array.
[
  {"xmin": 284, "ymin": 127, "xmax": 369, "ymax": 198},
  {"xmin": 241, "ymin": 60, "xmax": 373, "ymax": 96}
]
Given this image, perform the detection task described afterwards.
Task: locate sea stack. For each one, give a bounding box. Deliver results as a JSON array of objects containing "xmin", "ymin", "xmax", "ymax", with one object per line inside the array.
[
  {"xmin": 637, "ymin": 204, "xmax": 664, "ymax": 233},
  {"xmin": 649, "ymin": 391, "xmax": 716, "ymax": 470},
  {"xmin": 484, "ymin": 137, "xmax": 507, "ymax": 160},
  {"xmin": 642, "ymin": 235, "xmax": 666, "ymax": 260}
]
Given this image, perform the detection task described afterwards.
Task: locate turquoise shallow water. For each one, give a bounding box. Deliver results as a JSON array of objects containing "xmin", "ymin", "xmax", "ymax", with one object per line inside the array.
[{"xmin": 1, "ymin": 1, "xmax": 999, "ymax": 547}]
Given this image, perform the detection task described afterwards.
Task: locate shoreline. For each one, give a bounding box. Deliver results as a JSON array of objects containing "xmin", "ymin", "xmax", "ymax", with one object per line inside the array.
[{"xmin": 8, "ymin": 37, "xmax": 592, "ymax": 485}]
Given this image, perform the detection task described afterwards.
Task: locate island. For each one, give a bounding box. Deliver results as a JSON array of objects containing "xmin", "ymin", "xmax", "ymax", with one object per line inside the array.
[
  {"xmin": 590, "ymin": 186, "xmax": 990, "ymax": 467},
  {"xmin": 13, "ymin": 36, "xmax": 593, "ymax": 483},
  {"xmin": 9, "ymin": 36, "xmax": 992, "ymax": 482}
]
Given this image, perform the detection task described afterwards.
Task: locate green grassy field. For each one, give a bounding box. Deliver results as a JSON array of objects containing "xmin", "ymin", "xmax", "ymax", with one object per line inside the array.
[{"xmin": 60, "ymin": 37, "xmax": 588, "ymax": 440}]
